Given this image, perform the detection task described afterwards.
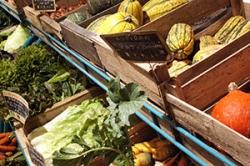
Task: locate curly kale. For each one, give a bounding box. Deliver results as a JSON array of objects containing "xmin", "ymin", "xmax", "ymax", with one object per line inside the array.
[{"xmin": 0, "ymin": 44, "xmax": 88, "ymax": 119}]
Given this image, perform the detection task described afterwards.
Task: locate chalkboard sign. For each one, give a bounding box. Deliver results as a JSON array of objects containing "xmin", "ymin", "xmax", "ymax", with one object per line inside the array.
[
  {"xmin": 100, "ymin": 30, "xmax": 173, "ymax": 62},
  {"xmin": 2, "ymin": 90, "xmax": 29, "ymax": 124},
  {"xmin": 32, "ymin": 0, "xmax": 56, "ymax": 11},
  {"xmin": 27, "ymin": 144, "xmax": 46, "ymax": 166}
]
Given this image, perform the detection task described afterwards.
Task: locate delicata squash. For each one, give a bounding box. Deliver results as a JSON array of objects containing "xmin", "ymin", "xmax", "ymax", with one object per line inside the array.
[{"xmin": 166, "ymin": 23, "xmax": 194, "ymax": 60}]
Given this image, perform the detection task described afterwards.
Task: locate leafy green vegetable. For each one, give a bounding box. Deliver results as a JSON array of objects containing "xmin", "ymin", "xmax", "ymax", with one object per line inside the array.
[
  {"xmin": 4, "ymin": 24, "xmax": 31, "ymax": 54},
  {"xmin": 28, "ymin": 76, "xmax": 147, "ymax": 166},
  {"xmin": 0, "ymin": 8, "xmax": 17, "ymax": 31},
  {"xmin": 0, "ymin": 44, "xmax": 89, "ymax": 119}
]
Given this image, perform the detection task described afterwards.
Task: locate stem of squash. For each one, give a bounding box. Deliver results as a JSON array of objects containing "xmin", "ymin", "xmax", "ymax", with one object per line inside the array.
[
  {"xmin": 228, "ymin": 82, "xmax": 238, "ymax": 92},
  {"xmin": 125, "ymin": 15, "xmax": 133, "ymax": 22}
]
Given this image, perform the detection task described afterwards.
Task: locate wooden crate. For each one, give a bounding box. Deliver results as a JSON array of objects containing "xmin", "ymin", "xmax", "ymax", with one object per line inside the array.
[
  {"xmin": 244, "ymin": 0, "xmax": 250, "ymax": 19},
  {"xmin": 60, "ymin": 0, "xmax": 247, "ymax": 110},
  {"xmin": 14, "ymin": 85, "xmax": 166, "ymax": 166},
  {"xmin": 165, "ymin": 66, "xmax": 250, "ymax": 166},
  {"xmin": 23, "ymin": 0, "xmax": 86, "ymax": 40},
  {"xmin": 14, "ymin": 86, "xmax": 105, "ymax": 166},
  {"xmin": 1, "ymin": 0, "xmax": 32, "ymax": 20},
  {"xmin": 59, "ymin": 0, "xmax": 148, "ymax": 67}
]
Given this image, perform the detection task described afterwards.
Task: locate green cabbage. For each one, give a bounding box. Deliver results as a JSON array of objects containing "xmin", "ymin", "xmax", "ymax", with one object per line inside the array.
[
  {"xmin": 4, "ymin": 24, "xmax": 30, "ymax": 54},
  {"xmin": 28, "ymin": 77, "xmax": 147, "ymax": 166}
]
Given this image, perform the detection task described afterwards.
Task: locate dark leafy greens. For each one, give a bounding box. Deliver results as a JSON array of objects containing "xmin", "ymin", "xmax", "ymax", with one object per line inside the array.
[
  {"xmin": 0, "ymin": 8, "xmax": 17, "ymax": 31},
  {"xmin": 0, "ymin": 44, "xmax": 89, "ymax": 119}
]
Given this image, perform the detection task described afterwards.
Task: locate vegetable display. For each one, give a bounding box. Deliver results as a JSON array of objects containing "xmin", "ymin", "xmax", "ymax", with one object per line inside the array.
[
  {"xmin": 0, "ymin": 44, "xmax": 89, "ymax": 119},
  {"xmin": 164, "ymin": 15, "xmax": 250, "ymax": 78},
  {"xmin": 85, "ymin": 0, "xmax": 188, "ymax": 34},
  {"xmin": 28, "ymin": 77, "xmax": 147, "ymax": 166},
  {"xmin": 0, "ymin": 132, "xmax": 26, "ymax": 166}
]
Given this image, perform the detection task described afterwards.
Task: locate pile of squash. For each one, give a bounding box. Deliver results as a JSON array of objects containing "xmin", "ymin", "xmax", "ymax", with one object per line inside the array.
[
  {"xmin": 166, "ymin": 15, "xmax": 250, "ymax": 77},
  {"xmin": 130, "ymin": 137, "xmax": 193, "ymax": 166},
  {"xmin": 86, "ymin": 0, "xmax": 188, "ymax": 34}
]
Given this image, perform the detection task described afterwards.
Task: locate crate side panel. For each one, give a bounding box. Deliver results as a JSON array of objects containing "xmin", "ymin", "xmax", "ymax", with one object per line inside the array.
[
  {"xmin": 181, "ymin": 40, "xmax": 250, "ymax": 110},
  {"xmin": 60, "ymin": 19, "xmax": 103, "ymax": 67},
  {"xmin": 166, "ymin": 93, "xmax": 250, "ymax": 165},
  {"xmin": 136, "ymin": 0, "xmax": 234, "ymax": 39}
]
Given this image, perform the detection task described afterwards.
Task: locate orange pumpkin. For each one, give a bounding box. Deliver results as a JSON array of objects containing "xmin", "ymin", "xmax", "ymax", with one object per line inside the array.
[{"xmin": 211, "ymin": 83, "xmax": 250, "ymax": 138}]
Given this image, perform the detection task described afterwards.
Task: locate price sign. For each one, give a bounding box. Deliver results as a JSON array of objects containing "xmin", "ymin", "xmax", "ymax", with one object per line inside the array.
[
  {"xmin": 100, "ymin": 30, "xmax": 173, "ymax": 62},
  {"xmin": 32, "ymin": 0, "xmax": 56, "ymax": 11},
  {"xmin": 27, "ymin": 144, "xmax": 46, "ymax": 166},
  {"xmin": 2, "ymin": 90, "xmax": 29, "ymax": 124}
]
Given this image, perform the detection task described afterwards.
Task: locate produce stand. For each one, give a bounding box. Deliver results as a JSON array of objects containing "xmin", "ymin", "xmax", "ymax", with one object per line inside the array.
[
  {"xmin": 1, "ymin": 0, "xmax": 250, "ymax": 165},
  {"xmin": 24, "ymin": 21, "xmax": 239, "ymax": 166}
]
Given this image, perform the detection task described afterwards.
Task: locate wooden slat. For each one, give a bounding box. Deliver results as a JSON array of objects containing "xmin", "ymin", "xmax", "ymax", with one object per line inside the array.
[
  {"xmin": 166, "ymin": 92, "xmax": 250, "ymax": 165},
  {"xmin": 180, "ymin": 37, "xmax": 250, "ymax": 109},
  {"xmin": 136, "ymin": 0, "xmax": 233, "ymax": 39}
]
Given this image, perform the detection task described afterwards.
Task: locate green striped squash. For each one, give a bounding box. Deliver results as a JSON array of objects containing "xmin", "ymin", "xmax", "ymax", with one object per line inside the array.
[
  {"xmin": 225, "ymin": 19, "xmax": 250, "ymax": 43},
  {"xmin": 192, "ymin": 45, "xmax": 224, "ymax": 64},
  {"xmin": 213, "ymin": 15, "xmax": 245, "ymax": 44},
  {"xmin": 166, "ymin": 23, "xmax": 194, "ymax": 60},
  {"xmin": 118, "ymin": 0, "xmax": 143, "ymax": 26},
  {"xmin": 86, "ymin": 15, "xmax": 111, "ymax": 33},
  {"xmin": 142, "ymin": 0, "xmax": 188, "ymax": 23},
  {"xmin": 168, "ymin": 60, "xmax": 191, "ymax": 77},
  {"xmin": 96, "ymin": 12, "xmax": 139, "ymax": 34},
  {"xmin": 199, "ymin": 35, "xmax": 218, "ymax": 50}
]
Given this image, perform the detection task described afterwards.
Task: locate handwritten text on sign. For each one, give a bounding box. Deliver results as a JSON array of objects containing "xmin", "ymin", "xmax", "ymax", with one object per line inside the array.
[
  {"xmin": 2, "ymin": 90, "xmax": 29, "ymax": 124},
  {"xmin": 32, "ymin": 0, "xmax": 56, "ymax": 11},
  {"xmin": 27, "ymin": 144, "xmax": 46, "ymax": 166},
  {"xmin": 101, "ymin": 31, "xmax": 172, "ymax": 62}
]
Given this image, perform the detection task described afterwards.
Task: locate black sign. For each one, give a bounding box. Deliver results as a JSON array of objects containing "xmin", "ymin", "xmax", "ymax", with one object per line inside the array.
[
  {"xmin": 27, "ymin": 144, "xmax": 46, "ymax": 166},
  {"xmin": 100, "ymin": 30, "xmax": 173, "ymax": 62},
  {"xmin": 32, "ymin": 0, "xmax": 56, "ymax": 11},
  {"xmin": 2, "ymin": 90, "xmax": 29, "ymax": 124}
]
